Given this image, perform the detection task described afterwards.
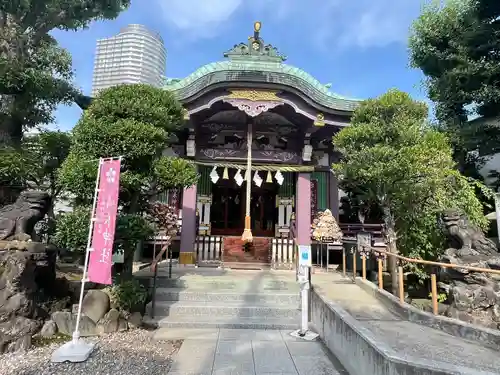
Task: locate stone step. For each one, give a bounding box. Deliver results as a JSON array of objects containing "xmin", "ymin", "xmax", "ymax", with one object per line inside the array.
[
  {"xmin": 153, "ymin": 288, "xmax": 300, "ymax": 304},
  {"xmin": 223, "ymin": 262, "xmax": 271, "ymax": 270},
  {"xmin": 146, "ymin": 300, "xmax": 300, "ymax": 319},
  {"xmin": 153, "ymin": 277, "xmax": 300, "ymax": 291},
  {"xmin": 146, "ymin": 315, "xmax": 300, "ymax": 330}
]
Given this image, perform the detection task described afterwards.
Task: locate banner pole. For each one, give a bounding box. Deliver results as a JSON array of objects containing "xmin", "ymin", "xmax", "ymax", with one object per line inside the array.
[
  {"xmin": 53, "ymin": 156, "xmax": 123, "ymax": 363},
  {"xmin": 73, "ymin": 158, "xmax": 103, "ymax": 342}
]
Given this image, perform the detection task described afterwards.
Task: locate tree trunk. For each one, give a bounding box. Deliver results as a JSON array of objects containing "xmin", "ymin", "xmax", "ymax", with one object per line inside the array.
[
  {"xmin": 121, "ymin": 245, "xmax": 134, "ymax": 281},
  {"xmin": 127, "ymin": 191, "xmax": 141, "ymax": 214},
  {"xmin": 382, "ymin": 206, "xmax": 399, "ymax": 295},
  {"xmin": 0, "ymin": 98, "xmax": 24, "ymax": 147}
]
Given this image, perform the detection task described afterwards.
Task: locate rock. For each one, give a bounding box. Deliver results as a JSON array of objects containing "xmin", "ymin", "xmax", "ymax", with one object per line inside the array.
[
  {"xmin": 81, "ymin": 290, "xmax": 110, "ymax": 323},
  {"xmin": 127, "ymin": 312, "xmax": 143, "ymax": 329},
  {"xmin": 40, "ymin": 320, "xmax": 57, "ymax": 337},
  {"xmin": 5, "ymin": 334, "xmax": 31, "ymax": 352},
  {"xmin": 106, "ymin": 308, "xmax": 120, "ymax": 321},
  {"xmin": 118, "ymin": 319, "xmax": 128, "ymax": 332},
  {"xmin": 438, "ymin": 210, "xmax": 500, "ymax": 330},
  {"xmin": 0, "ymin": 316, "xmax": 40, "ymax": 353},
  {"xmin": 51, "ymin": 311, "xmax": 97, "ymax": 337},
  {"xmin": 0, "ymin": 244, "xmax": 57, "ymax": 352},
  {"xmin": 0, "ymin": 240, "xmax": 49, "ymax": 252},
  {"xmin": 96, "ymin": 309, "xmax": 120, "ymax": 335}
]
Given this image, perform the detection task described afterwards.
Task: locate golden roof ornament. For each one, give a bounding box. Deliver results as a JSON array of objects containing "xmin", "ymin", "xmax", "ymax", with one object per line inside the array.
[
  {"xmin": 225, "ymin": 20, "xmax": 286, "ymax": 62},
  {"xmin": 314, "ymin": 113, "xmax": 325, "ymax": 127}
]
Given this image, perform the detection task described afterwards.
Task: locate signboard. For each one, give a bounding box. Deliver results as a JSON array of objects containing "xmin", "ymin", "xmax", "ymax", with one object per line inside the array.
[
  {"xmin": 298, "ymin": 245, "xmax": 312, "ymax": 267},
  {"xmin": 311, "ymin": 180, "xmax": 318, "ymax": 221},
  {"xmin": 356, "ymin": 232, "xmax": 372, "ymax": 253}
]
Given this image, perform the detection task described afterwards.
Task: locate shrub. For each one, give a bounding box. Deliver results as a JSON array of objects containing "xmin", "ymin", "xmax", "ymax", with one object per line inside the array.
[
  {"xmin": 104, "ymin": 279, "xmax": 147, "ymax": 313},
  {"xmin": 53, "ymin": 206, "xmax": 91, "ymax": 253}
]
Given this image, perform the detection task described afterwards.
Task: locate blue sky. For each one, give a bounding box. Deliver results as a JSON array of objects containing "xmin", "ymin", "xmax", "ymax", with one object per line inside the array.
[{"xmin": 51, "ymin": 0, "xmax": 428, "ymax": 131}]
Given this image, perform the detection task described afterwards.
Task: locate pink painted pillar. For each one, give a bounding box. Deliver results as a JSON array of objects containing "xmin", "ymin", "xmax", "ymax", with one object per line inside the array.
[
  {"xmin": 179, "ymin": 184, "xmax": 197, "ymax": 263},
  {"xmin": 296, "ymin": 173, "xmax": 311, "ymax": 246}
]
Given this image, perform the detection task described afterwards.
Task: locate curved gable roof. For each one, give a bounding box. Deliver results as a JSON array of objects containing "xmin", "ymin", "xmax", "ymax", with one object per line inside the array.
[{"xmin": 163, "ymin": 22, "xmax": 362, "ymax": 113}]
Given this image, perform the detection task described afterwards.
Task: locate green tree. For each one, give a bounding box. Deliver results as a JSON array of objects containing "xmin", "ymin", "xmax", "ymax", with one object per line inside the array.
[
  {"xmin": 57, "ymin": 84, "xmax": 198, "ymax": 278},
  {"xmin": 58, "ymin": 84, "xmax": 199, "ymax": 212},
  {"xmin": 409, "ymin": 0, "xmax": 500, "ymax": 172},
  {"xmin": 0, "ymin": 131, "xmax": 71, "ymax": 207},
  {"xmin": 0, "ymin": 0, "xmax": 131, "ymax": 146},
  {"xmin": 0, "ymin": 147, "xmax": 27, "ymax": 204},
  {"xmin": 53, "ymin": 206, "xmax": 91, "ymax": 255},
  {"xmin": 23, "ymin": 131, "xmax": 72, "ymax": 215},
  {"xmin": 332, "ymin": 89, "xmax": 489, "ymax": 293}
]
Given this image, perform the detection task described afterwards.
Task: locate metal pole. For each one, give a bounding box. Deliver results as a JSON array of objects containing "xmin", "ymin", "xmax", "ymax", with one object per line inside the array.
[
  {"xmin": 168, "ymin": 245, "xmax": 173, "ymax": 279},
  {"xmin": 326, "ymin": 242, "xmax": 329, "ymax": 273},
  {"xmin": 73, "ymin": 158, "xmax": 103, "ymax": 343},
  {"xmin": 151, "ymin": 265, "xmax": 158, "ymax": 319},
  {"xmin": 300, "ymin": 271, "xmax": 309, "ymax": 335},
  {"xmin": 495, "ymin": 193, "xmax": 500, "ymax": 241}
]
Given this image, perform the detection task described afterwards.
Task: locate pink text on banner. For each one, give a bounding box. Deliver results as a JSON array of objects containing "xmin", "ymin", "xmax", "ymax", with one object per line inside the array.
[{"xmin": 87, "ymin": 159, "xmax": 121, "ymax": 285}]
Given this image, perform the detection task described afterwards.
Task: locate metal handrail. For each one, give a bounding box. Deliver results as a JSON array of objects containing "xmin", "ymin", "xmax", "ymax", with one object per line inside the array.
[
  {"xmin": 350, "ymin": 243, "xmax": 500, "ymax": 316},
  {"xmin": 149, "ymin": 243, "xmax": 169, "ymax": 319}
]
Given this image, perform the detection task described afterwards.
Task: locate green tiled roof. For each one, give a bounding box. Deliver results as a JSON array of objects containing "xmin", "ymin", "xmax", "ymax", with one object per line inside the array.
[
  {"xmin": 164, "ymin": 60, "xmax": 361, "ymax": 112},
  {"xmin": 163, "ymin": 25, "xmax": 362, "ymax": 112}
]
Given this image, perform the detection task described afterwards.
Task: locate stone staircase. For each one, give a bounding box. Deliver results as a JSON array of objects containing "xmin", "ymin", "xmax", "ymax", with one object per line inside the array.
[
  {"xmin": 223, "ymin": 236, "xmax": 271, "ymax": 269},
  {"xmin": 145, "ymin": 270, "xmax": 301, "ymax": 330}
]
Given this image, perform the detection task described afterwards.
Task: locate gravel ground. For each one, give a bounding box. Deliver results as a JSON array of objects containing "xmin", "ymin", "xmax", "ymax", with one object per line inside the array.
[{"xmin": 0, "ymin": 330, "xmax": 182, "ymax": 375}]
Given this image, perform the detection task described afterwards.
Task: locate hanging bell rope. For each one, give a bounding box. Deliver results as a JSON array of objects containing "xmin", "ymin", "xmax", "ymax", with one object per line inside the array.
[{"xmin": 241, "ymin": 122, "xmax": 253, "ymax": 244}]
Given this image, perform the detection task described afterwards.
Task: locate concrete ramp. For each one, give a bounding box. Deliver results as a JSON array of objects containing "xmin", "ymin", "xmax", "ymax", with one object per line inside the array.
[{"xmin": 311, "ymin": 273, "xmax": 500, "ymax": 375}]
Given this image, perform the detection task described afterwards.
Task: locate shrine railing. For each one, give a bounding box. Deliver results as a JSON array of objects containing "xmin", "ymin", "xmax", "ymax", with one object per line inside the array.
[
  {"xmin": 271, "ymin": 238, "xmax": 295, "ymax": 269},
  {"xmin": 195, "ymin": 235, "xmax": 223, "ymax": 265},
  {"xmin": 149, "ymin": 243, "xmax": 170, "ymax": 319},
  {"xmin": 339, "ymin": 223, "xmax": 384, "ymax": 241},
  {"xmin": 345, "ymin": 243, "xmax": 500, "ymax": 316}
]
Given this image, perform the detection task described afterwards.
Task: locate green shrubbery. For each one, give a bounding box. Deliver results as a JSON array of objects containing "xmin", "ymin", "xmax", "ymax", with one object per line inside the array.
[{"xmin": 104, "ymin": 279, "xmax": 147, "ymax": 313}]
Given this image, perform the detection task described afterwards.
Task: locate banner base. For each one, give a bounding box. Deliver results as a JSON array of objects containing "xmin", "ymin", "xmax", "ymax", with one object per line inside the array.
[
  {"xmin": 289, "ymin": 329, "xmax": 319, "ymax": 341},
  {"xmin": 51, "ymin": 339, "xmax": 95, "ymax": 363}
]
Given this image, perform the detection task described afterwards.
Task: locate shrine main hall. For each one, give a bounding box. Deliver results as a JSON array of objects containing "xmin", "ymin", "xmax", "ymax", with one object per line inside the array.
[{"xmin": 156, "ymin": 22, "xmax": 362, "ymax": 267}]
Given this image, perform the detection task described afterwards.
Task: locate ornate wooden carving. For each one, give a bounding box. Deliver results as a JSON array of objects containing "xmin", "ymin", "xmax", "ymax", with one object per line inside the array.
[
  {"xmin": 226, "ymin": 89, "xmax": 281, "ymax": 102},
  {"xmin": 222, "ymin": 89, "xmax": 284, "ymax": 117},
  {"xmin": 197, "ymin": 148, "xmax": 300, "ymax": 163}
]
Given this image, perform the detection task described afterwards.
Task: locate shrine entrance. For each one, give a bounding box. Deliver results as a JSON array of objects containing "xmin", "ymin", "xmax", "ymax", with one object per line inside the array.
[{"xmin": 210, "ymin": 173, "xmax": 278, "ymax": 237}]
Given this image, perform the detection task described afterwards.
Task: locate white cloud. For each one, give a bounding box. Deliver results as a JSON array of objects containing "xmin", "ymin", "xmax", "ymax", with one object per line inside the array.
[
  {"xmin": 156, "ymin": 0, "xmax": 424, "ymax": 48},
  {"xmin": 157, "ymin": 0, "xmax": 243, "ymax": 37},
  {"xmin": 274, "ymin": 0, "xmax": 424, "ymax": 50},
  {"xmin": 333, "ymin": 0, "xmax": 425, "ymax": 49}
]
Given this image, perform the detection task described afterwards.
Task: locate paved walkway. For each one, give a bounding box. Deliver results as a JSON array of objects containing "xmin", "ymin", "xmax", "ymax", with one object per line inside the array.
[
  {"xmin": 155, "ymin": 328, "xmax": 348, "ymax": 375},
  {"xmin": 311, "ymin": 272, "xmax": 500, "ymax": 373}
]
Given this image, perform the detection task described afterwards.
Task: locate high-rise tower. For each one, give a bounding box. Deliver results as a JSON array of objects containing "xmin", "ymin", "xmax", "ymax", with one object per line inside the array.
[{"xmin": 91, "ymin": 24, "xmax": 166, "ymax": 96}]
